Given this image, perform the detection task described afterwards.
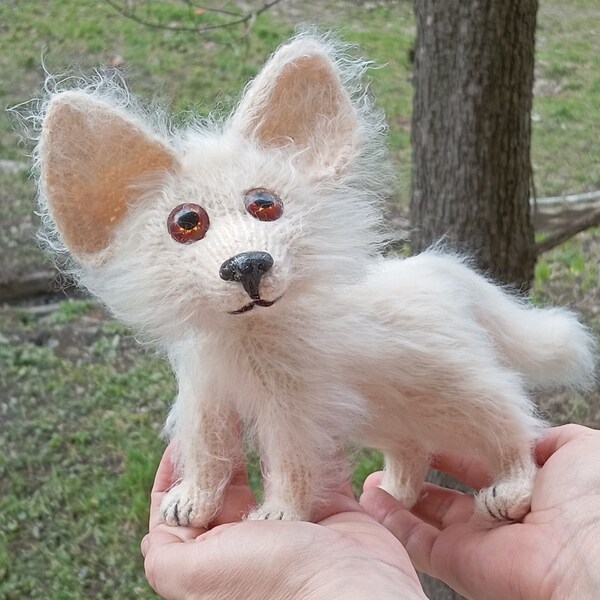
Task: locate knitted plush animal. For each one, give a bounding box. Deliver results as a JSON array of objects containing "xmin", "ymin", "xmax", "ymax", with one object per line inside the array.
[{"xmin": 35, "ymin": 33, "xmax": 595, "ymax": 525}]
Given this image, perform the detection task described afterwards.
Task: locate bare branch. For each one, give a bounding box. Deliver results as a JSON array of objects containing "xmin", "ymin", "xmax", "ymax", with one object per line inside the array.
[
  {"xmin": 104, "ymin": 0, "xmax": 194, "ymax": 32},
  {"xmin": 182, "ymin": 1, "xmax": 244, "ymax": 18},
  {"xmin": 534, "ymin": 189, "xmax": 600, "ymax": 207},
  {"xmin": 536, "ymin": 207, "xmax": 600, "ymax": 255},
  {"xmin": 104, "ymin": 0, "xmax": 283, "ymax": 35}
]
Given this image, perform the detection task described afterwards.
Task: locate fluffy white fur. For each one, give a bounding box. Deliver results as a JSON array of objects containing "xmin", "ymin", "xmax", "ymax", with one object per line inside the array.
[{"xmin": 34, "ymin": 33, "xmax": 596, "ymax": 524}]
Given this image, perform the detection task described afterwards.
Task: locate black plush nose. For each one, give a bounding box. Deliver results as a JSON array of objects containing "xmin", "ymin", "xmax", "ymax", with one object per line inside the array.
[{"xmin": 219, "ymin": 251, "xmax": 274, "ymax": 300}]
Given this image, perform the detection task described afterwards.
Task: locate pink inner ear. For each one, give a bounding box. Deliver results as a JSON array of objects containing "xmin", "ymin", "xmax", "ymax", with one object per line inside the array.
[
  {"xmin": 40, "ymin": 93, "xmax": 177, "ymax": 259},
  {"xmin": 239, "ymin": 53, "xmax": 359, "ymax": 174}
]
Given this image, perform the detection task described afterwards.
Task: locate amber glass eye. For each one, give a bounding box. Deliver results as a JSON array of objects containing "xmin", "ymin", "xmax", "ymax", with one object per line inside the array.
[
  {"xmin": 244, "ymin": 188, "xmax": 284, "ymax": 221},
  {"xmin": 167, "ymin": 203, "xmax": 210, "ymax": 244}
]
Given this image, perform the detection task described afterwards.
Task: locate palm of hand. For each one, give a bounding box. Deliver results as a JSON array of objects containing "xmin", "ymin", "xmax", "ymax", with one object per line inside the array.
[
  {"xmin": 142, "ymin": 449, "xmax": 426, "ymax": 600},
  {"xmin": 361, "ymin": 425, "xmax": 600, "ymax": 600}
]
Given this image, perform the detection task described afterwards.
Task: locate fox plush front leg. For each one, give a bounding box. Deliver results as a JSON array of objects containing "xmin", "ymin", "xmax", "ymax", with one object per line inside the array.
[
  {"xmin": 161, "ymin": 401, "xmax": 243, "ymax": 528},
  {"xmin": 248, "ymin": 439, "xmax": 326, "ymax": 522},
  {"xmin": 249, "ymin": 462, "xmax": 314, "ymax": 521}
]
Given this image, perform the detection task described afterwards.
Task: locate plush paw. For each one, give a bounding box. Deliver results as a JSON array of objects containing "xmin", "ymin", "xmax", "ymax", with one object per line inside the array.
[
  {"xmin": 247, "ymin": 503, "xmax": 309, "ymax": 522},
  {"xmin": 160, "ymin": 481, "xmax": 221, "ymax": 528},
  {"xmin": 475, "ymin": 476, "xmax": 533, "ymax": 521},
  {"xmin": 379, "ymin": 481, "xmax": 421, "ymax": 510}
]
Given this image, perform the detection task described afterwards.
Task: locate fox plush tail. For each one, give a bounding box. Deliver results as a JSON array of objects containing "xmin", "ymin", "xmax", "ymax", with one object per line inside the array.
[{"xmin": 471, "ymin": 270, "xmax": 597, "ymax": 391}]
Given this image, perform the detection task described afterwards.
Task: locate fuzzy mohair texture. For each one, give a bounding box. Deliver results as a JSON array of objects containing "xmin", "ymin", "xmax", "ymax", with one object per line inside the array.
[{"xmin": 34, "ymin": 33, "xmax": 596, "ymax": 525}]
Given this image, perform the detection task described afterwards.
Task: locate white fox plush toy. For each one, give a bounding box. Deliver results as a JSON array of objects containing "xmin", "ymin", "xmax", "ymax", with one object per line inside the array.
[{"xmin": 36, "ymin": 33, "xmax": 595, "ymax": 525}]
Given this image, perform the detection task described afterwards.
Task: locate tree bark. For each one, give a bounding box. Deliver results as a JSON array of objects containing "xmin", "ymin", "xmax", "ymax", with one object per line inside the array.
[{"xmin": 410, "ymin": 0, "xmax": 538, "ymax": 288}]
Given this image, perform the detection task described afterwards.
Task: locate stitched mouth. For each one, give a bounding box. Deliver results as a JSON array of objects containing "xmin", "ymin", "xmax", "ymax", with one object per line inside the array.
[{"xmin": 229, "ymin": 296, "xmax": 281, "ymax": 315}]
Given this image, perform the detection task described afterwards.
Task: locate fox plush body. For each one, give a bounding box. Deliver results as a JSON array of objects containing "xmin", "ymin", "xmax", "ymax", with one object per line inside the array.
[{"xmin": 35, "ymin": 34, "xmax": 595, "ymax": 525}]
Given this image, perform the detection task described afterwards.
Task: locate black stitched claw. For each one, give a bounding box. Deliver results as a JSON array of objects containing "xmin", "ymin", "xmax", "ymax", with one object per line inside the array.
[{"xmin": 484, "ymin": 495, "xmax": 500, "ymax": 520}]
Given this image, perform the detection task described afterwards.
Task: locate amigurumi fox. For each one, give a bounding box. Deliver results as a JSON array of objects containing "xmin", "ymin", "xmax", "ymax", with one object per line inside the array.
[{"xmin": 35, "ymin": 33, "xmax": 596, "ymax": 525}]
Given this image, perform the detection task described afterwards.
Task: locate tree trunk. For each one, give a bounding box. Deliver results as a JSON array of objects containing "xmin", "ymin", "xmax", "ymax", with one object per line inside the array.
[
  {"xmin": 410, "ymin": 0, "xmax": 538, "ymax": 289},
  {"xmin": 410, "ymin": 1, "xmax": 538, "ymax": 597}
]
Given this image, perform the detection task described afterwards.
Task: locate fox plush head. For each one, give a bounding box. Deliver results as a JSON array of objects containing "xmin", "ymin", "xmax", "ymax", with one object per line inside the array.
[{"xmin": 36, "ymin": 33, "xmax": 391, "ymax": 343}]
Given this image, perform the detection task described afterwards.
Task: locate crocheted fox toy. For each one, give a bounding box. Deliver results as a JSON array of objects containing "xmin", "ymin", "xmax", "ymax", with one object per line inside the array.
[{"xmin": 36, "ymin": 33, "xmax": 595, "ymax": 525}]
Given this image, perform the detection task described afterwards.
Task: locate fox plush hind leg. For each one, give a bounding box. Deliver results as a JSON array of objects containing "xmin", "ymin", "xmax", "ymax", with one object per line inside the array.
[
  {"xmin": 380, "ymin": 442, "xmax": 431, "ymax": 509},
  {"xmin": 380, "ymin": 434, "xmax": 537, "ymax": 521},
  {"xmin": 369, "ymin": 344, "xmax": 544, "ymax": 521},
  {"xmin": 381, "ymin": 435, "xmax": 537, "ymax": 522},
  {"xmin": 475, "ymin": 446, "xmax": 538, "ymax": 521}
]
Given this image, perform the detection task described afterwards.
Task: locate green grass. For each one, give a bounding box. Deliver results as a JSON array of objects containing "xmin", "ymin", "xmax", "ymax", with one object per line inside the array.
[
  {"xmin": 0, "ymin": 303, "xmax": 385, "ymax": 598},
  {"xmin": 533, "ymin": 227, "xmax": 600, "ymax": 306},
  {"xmin": 2, "ymin": 0, "xmax": 597, "ymax": 195},
  {"xmin": 1, "ymin": 0, "xmax": 599, "ymax": 598},
  {"xmin": 533, "ymin": 0, "xmax": 600, "ymax": 196},
  {"xmin": 0, "ymin": 307, "xmax": 172, "ymax": 599},
  {"xmin": 0, "ymin": 168, "xmax": 48, "ymax": 286}
]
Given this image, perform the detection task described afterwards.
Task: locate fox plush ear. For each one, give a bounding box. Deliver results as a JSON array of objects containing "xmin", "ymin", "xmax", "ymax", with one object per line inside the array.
[
  {"xmin": 39, "ymin": 92, "xmax": 178, "ymax": 261},
  {"xmin": 229, "ymin": 37, "xmax": 359, "ymax": 177}
]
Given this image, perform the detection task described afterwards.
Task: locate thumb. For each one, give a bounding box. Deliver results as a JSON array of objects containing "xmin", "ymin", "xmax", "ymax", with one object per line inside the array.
[{"xmin": 360, "ymin": 486, "xmax": 439, "ymax": 575}]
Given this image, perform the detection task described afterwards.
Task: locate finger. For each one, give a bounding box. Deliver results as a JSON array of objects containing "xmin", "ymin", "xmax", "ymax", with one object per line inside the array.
[
  {"xmin": 362, "ymin": 471, "xmax": 383, "ymax": 491},
  {"xmin": 411, "ymin": 483, "xmax": 474, "ymax": 528},
  {"xmin": 149, "ymin": 445, "xmax": 178, "ymax": 530},
  {"xmin": 360, "ymin": 486, "xmax": 439, "ymax": 574},
  {"xmin": 314, "ymin": 491, "xmax": 364, "ymax": 522},
  {"xmin": 141, "ymin": 522, "xmax": 206, "ymax": 558},
  {"xmin": 362, "ymin": 472, "xmax": 474, "ymax": 527},
  {"xmin": 152, "ymin": 444, "xmax": 177, "ymax": 493},
  {"xmin": 142, "ymin": 524, "xmax": 210, "ymax": 598},
  {"xmin": 363, "ymin": 455, "xmax": 490, "ymax": 492},
  {"xmin": 149, "ymin": 444, "xmax": 255, "ymax": 529},
  {"xmin": 430, "ymin": 452, "xmax": 492, "ymax": 490},
  {"xmin": 535, "ymin": 423, "xmax": 593, "ymax": 466},
  {"xmin": 211, "ymin": 482, "xmax": 256, "ymax": 526}
]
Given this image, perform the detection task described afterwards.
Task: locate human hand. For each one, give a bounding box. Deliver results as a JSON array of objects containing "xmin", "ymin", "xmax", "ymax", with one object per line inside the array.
[
  {"xmin": 361, "ymin": 424, "xmax": 600, "ymax": 600},
  {"xmin": 141, "ymin": 447, "xmax": 428, "ymax": 600}
]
